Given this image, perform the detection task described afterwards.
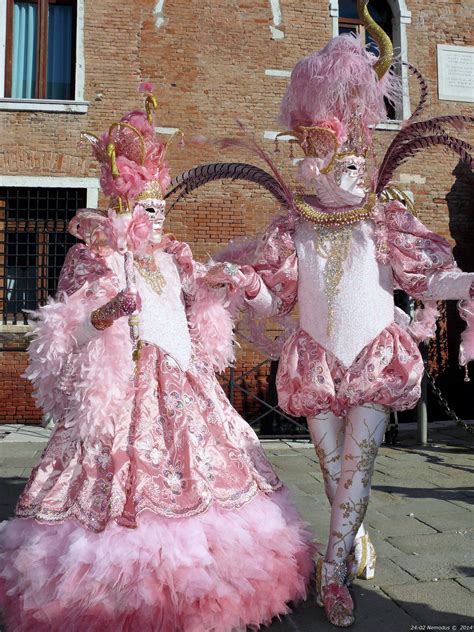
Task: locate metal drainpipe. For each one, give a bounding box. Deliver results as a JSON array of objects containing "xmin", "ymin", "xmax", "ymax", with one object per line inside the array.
[
  {"xmin": 228, "ymin": 366, "xmax": 235, "ymax": 406},
  {"xmin": 417, "ymin": 342, "xmax": 429, "ymax": 445}
]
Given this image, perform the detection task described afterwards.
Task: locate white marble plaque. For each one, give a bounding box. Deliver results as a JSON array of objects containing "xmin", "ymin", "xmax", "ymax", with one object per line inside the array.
[{"xmin": 437, "ymin": 45, "xmax": 474, "ymax": 103}]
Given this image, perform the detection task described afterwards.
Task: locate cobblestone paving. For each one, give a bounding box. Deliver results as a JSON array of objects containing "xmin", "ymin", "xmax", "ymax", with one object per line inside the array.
[{"xmin": 1, "ymin": 422, "xmax": 473, "ymax": 631}]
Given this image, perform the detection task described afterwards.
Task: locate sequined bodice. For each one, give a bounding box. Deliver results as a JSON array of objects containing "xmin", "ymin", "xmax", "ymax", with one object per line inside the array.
[
  {"xmin": 295, "ymin": 219, "xmax": 394, "ymax": 367},
  {"xmin": 108, "ymin": 251, "xmax": 192, "ymax": 371}
]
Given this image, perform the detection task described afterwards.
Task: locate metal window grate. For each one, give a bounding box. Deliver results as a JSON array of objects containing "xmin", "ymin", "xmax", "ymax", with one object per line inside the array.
[{"xmin": 0, "ymin": 187, "xmax": 86, "ymax": 325}]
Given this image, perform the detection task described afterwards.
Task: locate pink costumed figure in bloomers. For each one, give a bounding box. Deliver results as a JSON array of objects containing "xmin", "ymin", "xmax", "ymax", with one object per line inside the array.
[
  {"xmin": 187, "ymin": 1, "xmax": 474, "ymax": 627},
  {"xmin": 0, "ymin": 85, "xmax": 314, "ymax": 632}
]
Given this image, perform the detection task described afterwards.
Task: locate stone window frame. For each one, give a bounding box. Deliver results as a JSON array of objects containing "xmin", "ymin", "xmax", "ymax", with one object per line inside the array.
[
  {"xmin": 0, "ymin": 175, "xmax": 99, "ymax": 329},
  {"xmin": 329, "ymin": 0, "xmax": 412, "ymax": 129},
  {"xmin": 0, "ymin": 0, "xmax": 88, "ymax": 113}
]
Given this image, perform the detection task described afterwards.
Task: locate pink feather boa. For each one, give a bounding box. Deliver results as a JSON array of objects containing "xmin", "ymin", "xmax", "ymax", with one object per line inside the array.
[
  {"xmin": 25, "ymin": 277, "xmax": 135, "ymax": 444},
  {"xmin": 165, "ymin": 240, "xmax": 236, "ymax": 373},
  {"xmin": 407, "ymin": 301, "xmax": 440, "ymax": 343},
  {"xmin": 188, "ymin": 285, "xmax": 236, "ymax": 373}
]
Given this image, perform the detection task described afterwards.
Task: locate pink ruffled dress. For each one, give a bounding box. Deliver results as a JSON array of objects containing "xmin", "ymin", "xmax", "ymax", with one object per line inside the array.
[
  {"xmin": 0, "ymin": 238, "xmax": 313, "ymax": 632},
  {"xmin": 247, "ymin": 200, "xmax": 474, "ymax": 418}
]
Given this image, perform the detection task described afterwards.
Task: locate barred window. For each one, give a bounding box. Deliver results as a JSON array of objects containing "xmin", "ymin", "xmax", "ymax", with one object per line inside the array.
[{"xmin": 0, "ymin": 186, "xmax": 85, "ymax": 324}]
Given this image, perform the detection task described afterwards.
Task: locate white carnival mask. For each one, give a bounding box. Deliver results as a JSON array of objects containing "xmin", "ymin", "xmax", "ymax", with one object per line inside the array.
[
  {"xmin": 334, "ymin": 155, "xmax": 367, "ymax": 198},
  {"xmin": 134, "ymin": 198, "xmax": 166, "ymax": 243}
]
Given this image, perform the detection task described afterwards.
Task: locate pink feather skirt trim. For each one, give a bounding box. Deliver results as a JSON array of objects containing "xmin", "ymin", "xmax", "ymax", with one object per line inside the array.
[{"xmin": 0, "ymin": 490, "xmax": 314, "ymax": 632}]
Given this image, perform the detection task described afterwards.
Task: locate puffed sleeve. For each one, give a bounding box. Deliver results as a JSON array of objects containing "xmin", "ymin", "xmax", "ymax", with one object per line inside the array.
[
  {"xmin": 377, "ymin": 200, "xmax": 474, "ymax": 301},
  {"xmin": 57, "ymin": 243, "xmax": 112, "ymax": 298},
  {"xmin": 246, "ymin": 215, "xmax": 298, "ymax": 317},
  {"xmin": 164, "ymin": 238, "xmax": 208, "ymax": 298}
]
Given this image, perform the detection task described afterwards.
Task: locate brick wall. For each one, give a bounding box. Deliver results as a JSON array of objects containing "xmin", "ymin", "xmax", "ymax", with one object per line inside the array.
[{"xmin": 1, "ymin": 0, "xmax": 473, "ymax": 423}]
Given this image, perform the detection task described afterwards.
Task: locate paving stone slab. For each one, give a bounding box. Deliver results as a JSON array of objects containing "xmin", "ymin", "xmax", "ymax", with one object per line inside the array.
[
  {"xmin": 0, "ymin": 467, "xmax": 29, "ymax": 479},
  {"xmin": 413, "ymin": 509, "xmax": 474, "ymax": 533},
  {"xmin": 368, "ymin": 495, "xmax": 472, "ymax": 518},
  {"xmin": 291, "ymin": 480, "xmax": 321, "ymax": 496},
  {"xmin": 455, "ymin": 577, "xmax": 474, "ymax": 592},
  {"xmin": 381, "ymin": 579, "xmax": 474, "ymax": 625},
  {"xmin": 365, "ymin": 557, "xmax": 417, "ymax": 586},
  {"xmin": 389, "ymin": 532, "xmax": 474, "ymax": 581},
  {"xmin": 0, "ymin": 478, "xmax": 27, "ymax": 503},
  {"xmin": 367, "ymin": 531, "xmax": 409, "ymax": 558},
  {"xmin": 0, "ymin": 444, "xmax": 40, "ymax": 458},
  {"xmin": 272, "ymin": 458, "xmax": 318, "ymax": 477},
  {"xmin": 366, "ymin": 509, "xmax": 438, "ymax": 537}
]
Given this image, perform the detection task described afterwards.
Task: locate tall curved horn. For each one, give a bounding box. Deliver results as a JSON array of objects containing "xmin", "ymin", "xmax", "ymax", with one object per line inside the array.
[{"xmin": 357, "ymin": 0, "xmax": 393, "ymax": 80}]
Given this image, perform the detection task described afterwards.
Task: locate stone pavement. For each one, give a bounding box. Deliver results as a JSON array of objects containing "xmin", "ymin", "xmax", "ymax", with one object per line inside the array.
[{"xmin": 1, "ymin": 421, "xmax": 474, "ymax": 631}]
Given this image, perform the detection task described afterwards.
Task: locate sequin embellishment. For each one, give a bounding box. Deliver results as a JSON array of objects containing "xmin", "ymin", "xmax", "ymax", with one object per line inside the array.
[
  {"xmin": 315, "ymin": 224, "xmax": 353, "ymax": 336},
  {"xmin": 134, "ymin": 256, "xmax": 166, "ymax": 295}
]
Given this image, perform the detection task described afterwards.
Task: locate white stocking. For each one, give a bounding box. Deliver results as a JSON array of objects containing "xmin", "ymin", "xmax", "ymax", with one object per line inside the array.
[
  {"xmin": 324, "ymin": 404, "xmax": 387, "ymax": 563},
  {"xmin": 307, "ymin": 412, "xmax": 345, "ymax": 504},
  {"xmin": 308, "ymin": 413, "xmax": 366, "ymax": 540}
]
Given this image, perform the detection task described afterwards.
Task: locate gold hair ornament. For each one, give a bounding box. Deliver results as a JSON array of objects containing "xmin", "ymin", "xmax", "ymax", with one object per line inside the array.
[
  {"xmin": 380, "ymin": 186, "xmax": 417, "ymax": 216},
  {"xmin": 276, "ymin": 126, "xmax": 339, "ymax": 173},
  {"xmin": 357, "ymin": 0, "xmax": 393, "ymax": 80},
  {"xmin": 145, "ymin": 93, "xmax": 158, "ymax": 124},
  {"xmin": 135, "ymin": 180, "xmax": 164, "ymax": 202}
]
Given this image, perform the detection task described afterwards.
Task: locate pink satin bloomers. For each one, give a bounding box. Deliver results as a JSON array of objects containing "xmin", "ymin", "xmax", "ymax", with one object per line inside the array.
[{"xmin": 277, "ymin": 324, "xmax": 424, "ymax": 418}]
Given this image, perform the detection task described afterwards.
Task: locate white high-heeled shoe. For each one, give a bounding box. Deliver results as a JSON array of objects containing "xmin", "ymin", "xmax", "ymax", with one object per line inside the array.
[{"xmin": 347, "ymin": 533, "xmax": 376, "ymax": 582}]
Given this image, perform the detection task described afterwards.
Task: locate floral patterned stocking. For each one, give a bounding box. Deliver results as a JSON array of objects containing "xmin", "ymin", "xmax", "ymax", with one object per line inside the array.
[
  {"xmin": 309, "ymin": 404, "xmax": 387, "ymax": 563},
  {"xmin": 308, "ymin": 412, "xmax": 366, "ymax": 542}
]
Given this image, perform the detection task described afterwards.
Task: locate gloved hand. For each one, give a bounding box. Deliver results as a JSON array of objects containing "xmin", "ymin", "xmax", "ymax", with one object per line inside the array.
[
  {"xmin": 90, "ymin": 289, "xmax": 141, "ymax": 330},
  {"xmin": 204, "ymin": 263, "xmax": 261, "ymax": 298}
]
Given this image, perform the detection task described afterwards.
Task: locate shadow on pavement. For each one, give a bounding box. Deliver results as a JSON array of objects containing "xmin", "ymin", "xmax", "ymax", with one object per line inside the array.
[
  {"xmin": 372, "ymin": 484, "xmax": 474, "ymax": 501},
  {"xmin": 267, "ymin": 581, "xmax": 474, "ymax": 631}
]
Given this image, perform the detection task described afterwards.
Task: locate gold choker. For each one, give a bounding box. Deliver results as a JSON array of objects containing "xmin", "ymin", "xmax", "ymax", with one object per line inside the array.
[{"xmin": 294, "ymin": 192, "xmax": 376, "ymax": 227}]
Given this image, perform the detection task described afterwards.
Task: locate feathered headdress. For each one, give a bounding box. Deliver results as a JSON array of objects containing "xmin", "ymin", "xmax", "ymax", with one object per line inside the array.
[
  {"xmin": 277, "ymin": 0, "xmax": 401, "ymax": 168},
  {"xmin": 81, "ymin": 83, "xmax": 182, "ymax": 213}
]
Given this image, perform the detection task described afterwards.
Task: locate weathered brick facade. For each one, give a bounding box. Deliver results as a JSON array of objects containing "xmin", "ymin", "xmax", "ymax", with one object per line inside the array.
[{"xmin": 1, "ymin": 0, "xmax": 473, "ymax": 423}]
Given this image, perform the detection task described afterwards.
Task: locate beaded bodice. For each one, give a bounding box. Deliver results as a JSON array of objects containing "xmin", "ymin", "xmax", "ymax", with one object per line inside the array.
[{"xmin": 295, "ymin": 218, "xmax": 394, "ymax": 367}]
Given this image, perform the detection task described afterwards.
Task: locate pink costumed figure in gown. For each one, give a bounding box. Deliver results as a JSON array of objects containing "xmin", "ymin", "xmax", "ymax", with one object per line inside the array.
[
  {"xmin": 0, "ymin": 85, "xmax": 314, "ymax": 632},
  {"xmin": 200, "ymin": 1, "xmax": 474, "ymax": 627}
]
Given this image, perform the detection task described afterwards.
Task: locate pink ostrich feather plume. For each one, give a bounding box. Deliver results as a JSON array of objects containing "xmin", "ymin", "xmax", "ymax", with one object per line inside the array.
[
  {"xmin": 100, "ymin": 156, "xmax": 152, "ymax": 199},
  {"xmin": 459, "ymin": 299, "xmax": 474, "ymax": 365},
  {"xmin": 138, "ymin": 81, "xmax": 156, "ymax": 94},
  {"xmin": 279, "ymin": 34, "xmax": 402, "ymax": 132},
  {"xmin": 407, "ymin": 301, "xmax": 440, "ymax": 343},
  {"xmin": 25, "ymin": 274, "xmax": 134, "ymax": 444},
  {"xmin": 189, "ymin": 284, "xmax": 236, "ymax": 373}
]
